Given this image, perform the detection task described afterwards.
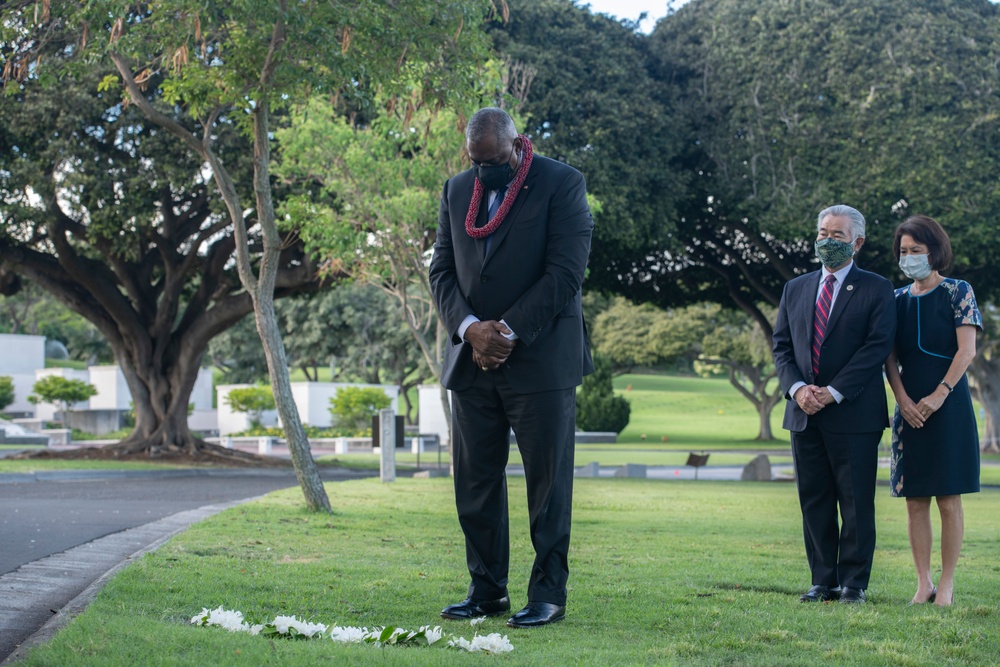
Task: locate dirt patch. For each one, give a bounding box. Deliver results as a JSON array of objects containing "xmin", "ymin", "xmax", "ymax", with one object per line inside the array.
[{"xmin": 11, "ymin": 444, "xmax": 294, "ymax": 468}]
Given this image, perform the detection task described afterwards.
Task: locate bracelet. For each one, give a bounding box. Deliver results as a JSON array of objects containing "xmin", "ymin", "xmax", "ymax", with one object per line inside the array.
[{"xmin": 939, "ymin": 380, "xmax": 954, "ymax": 393}]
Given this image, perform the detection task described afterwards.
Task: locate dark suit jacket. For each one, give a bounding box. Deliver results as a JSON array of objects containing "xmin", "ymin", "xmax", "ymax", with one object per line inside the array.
[
  {"xmin": 429, "ymin": 155, "xmax": 594, "ymax": 394},
  {"xmin": 772, "ymin": 264, "xmax": 896, "ymax": 433}
]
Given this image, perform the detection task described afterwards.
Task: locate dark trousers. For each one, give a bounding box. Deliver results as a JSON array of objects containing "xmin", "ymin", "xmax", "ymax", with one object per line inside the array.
[
  {"xmin": 451, "ymin": 369, "xmax": 576, "ymax": 606},
  {"xmin": 790, "ymin": 424, "xmax": 880, "ymax": 590}
]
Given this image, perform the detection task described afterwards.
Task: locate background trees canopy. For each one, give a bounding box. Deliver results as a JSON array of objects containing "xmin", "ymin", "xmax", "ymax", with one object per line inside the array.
[
  {"xmin": 642, "ymin": 0, "xmax": 1000, "ymax": 336},
  {"xmin": 492, "ymin": 0, "xmax": 688, "ymax": 300},
  {"xmin": 1, "ymin": 0, "xmax": 499, "ymax": 510},
  {"xmin": 591, "ymin": 298, "xmax": 780, "ymax": 439},
  {"xmin": 5, "ymin": 0, "xmax": 1000, "ymax": 454},
  {"xmin": 274, "ymin": 98, "xmax": 478, "ymax": 436},
  {"xmin": 0, "ymin": 69, "xmax": 305, "ymax": 459}
]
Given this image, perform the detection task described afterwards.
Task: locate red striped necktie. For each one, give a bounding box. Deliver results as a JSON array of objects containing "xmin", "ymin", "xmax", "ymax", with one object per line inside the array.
[{"xmin": 811, "ymin": 274, "xmax": 837, "ymax": 377}]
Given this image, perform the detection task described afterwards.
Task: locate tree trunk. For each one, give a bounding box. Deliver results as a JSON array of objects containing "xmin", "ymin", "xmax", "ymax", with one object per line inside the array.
[
  {"xmin": 757, "ymin": 402, "xmax": 774, "ymax": 441},
  {"xmin": 243, "ymin": 85, "xmax": 331, "ymax": 512},
  {"xmin": 967, "ymin": 341, "xmax": 1000, "ymax": 453},
  {"xmin": 255, "ymin": 295, "xmax": 332, "ymax": 510}
]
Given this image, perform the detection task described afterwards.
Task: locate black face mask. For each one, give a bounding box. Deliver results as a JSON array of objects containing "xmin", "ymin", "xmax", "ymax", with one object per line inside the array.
[{"xmin": 474, "ymin": 144, "xmax": 516, "ymax": 190}]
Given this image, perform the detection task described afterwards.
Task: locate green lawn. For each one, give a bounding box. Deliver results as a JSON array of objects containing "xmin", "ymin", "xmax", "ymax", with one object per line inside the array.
[
  {"xmin": 20, "ymin": 477, "xmax": 1000, "ymax": 666},
  {"xmin": 611, "ymin": 373, "xmax": 787, "ymax": 448}
]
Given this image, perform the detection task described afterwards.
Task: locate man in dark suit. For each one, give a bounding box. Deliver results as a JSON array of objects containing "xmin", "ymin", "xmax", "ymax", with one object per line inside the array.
[
  {"xmin": 772, "ymin": 204, "xmax": 895, "ymax": 605},
  {"xmin": 428, "ymin": 108, "xmax": 593, "ymax": 628}
]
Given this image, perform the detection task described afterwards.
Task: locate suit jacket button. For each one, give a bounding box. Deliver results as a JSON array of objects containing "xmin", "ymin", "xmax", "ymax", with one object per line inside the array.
[{"xmin": 480, "ymin": 276, "xmax": 488, "ymax": 283}]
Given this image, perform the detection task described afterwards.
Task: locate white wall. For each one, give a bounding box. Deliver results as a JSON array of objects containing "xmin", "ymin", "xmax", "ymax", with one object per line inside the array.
[
  {"xmin": 190, "ymin": 368, "xmax": 214, "ymax": 410},
  {"xmin": 88, "ymin": 366, "xmax": 131, "ymax": 410},
  {"xmin": 418, "ymin": 384, "xmax": 451, "ymax": 446},
  {"xmin": 0, "ymin": 334, "xmax": 45, "ymax": 374},
  {"xmin": 216, "ymin": 384, "xmax": 279, "ymax": 436}
]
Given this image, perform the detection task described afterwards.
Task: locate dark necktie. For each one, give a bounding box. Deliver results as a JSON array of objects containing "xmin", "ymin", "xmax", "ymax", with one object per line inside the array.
[
  {"xmin": 811, "ymin": 274, "xmax": 837, "ymax": 377},
  {"xmin": 484, "ymin": 186, "xmax": 507, "ymax": 256}
]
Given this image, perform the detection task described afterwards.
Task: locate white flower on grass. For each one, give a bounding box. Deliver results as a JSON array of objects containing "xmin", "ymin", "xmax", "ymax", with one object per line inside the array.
[
  {"xmin": 449, "ymin": 632, "xmax": 514, "ymax": 654},
  {"xmin": 330, "ymin": 626, "xmax": 372, "ymax": 643},
  {"xmin": 470, "ymin": 616, "xmax": 487, "ymax": 626},
  {"xmin": 271, "ymin": 615, "xmax": 327, "ymax": 638},
  {"xmin": 419, "ymin": 625, "xmax": 444, "ymax": 645},
  {"xmin": 191, "ymin": 607, "xmax": 250, "ymax": 633},
  {"xmin": 448, "ymin": 636, "xmax": 473, "ymax": 651},
  {"xmin": 192, "ymin": 606, "xmax": 514, "ymax": 653}
]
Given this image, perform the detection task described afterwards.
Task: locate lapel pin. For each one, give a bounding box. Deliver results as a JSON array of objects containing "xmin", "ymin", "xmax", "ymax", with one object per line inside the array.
[{"xmin": 846, "ymin": 285, "xmax": 854, "ymax": 291}]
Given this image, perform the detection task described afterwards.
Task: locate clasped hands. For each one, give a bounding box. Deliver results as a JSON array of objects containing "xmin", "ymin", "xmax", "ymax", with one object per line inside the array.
[
  {"xmin": 793, "ymin": 384, "xmax": 837, "ymax": 415},
  {"xmin": 896, "ymin": 389, "xmax": 947, "ymax": 429},
  {"xmin": 466, "ymin": 320, "xmax": 516, "ymax": 372}
]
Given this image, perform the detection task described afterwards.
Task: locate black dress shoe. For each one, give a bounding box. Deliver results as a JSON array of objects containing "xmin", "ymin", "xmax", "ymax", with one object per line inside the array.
[
  {"xmin": 440, "ymin": 595, "xmax": 510, "ymax": 620},
  {"xmin": 799, "ymin": 585, "xmax": 839, "ymax": 602},
  {"xmin": 839, "ymin": 587, "xmax": 867, "ymax": 604},
  {"xmin": 506, "ymin": 602, "xmax": 565, "ymax": 628}
]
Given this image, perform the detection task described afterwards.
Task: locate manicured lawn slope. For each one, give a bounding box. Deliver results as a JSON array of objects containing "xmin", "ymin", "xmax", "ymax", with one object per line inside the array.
[{"xmin": 21, "ymin": 478, "xmax": 1000, "ymax": 666}]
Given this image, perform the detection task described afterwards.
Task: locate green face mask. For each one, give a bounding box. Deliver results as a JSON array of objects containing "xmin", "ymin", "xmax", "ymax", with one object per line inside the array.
[{"xmin": 814, "ymin": 238, "xmax": 855, "ymax": 269}]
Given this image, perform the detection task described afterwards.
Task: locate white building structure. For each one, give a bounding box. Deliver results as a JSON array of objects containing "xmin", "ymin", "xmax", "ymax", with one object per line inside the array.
[
  {"xmin": 0, "ymin": 334, "xmax": 46, "ymax": 416},
  {"xmin": 0, "ymin": 333, "xmax": 215, "ymax": 434},
  {"xmin": 418, "ymin": 384, "xmax": 451, "ymax": 446}
]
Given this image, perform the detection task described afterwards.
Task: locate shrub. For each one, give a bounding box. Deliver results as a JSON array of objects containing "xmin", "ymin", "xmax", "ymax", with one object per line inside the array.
[
  {"xmin": 576, "ymin": 353, "xmax": 631, "ymax": 433},
  {"xmin": 0, "ymin": 376, "xmax": 14, "ymax": 411},
  {"xmin": 224, "ymin": 386, "xmax": 276, "ymax": 427},
  {"xmin": 329, "ymin": 387, "xmax": 391, "ymax": 432},
  {"xmin": 28, "ymin": 375, "xmax": 98, "ymax": 426}
]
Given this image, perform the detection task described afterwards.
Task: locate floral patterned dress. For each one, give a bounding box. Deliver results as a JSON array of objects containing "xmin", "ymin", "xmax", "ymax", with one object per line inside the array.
[{"xmin": 890, "ymin": 278, "xmax": 982, "ymax": 497}]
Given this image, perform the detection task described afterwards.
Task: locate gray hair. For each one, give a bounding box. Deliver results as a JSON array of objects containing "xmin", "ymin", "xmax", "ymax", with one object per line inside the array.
[
  {"xmin": 817, "ymin": 204, "xmax": 866, "ymax": 240},
  {"xmin": 466, "ymin": 107, "xmax": 517, "ymax": 146}
]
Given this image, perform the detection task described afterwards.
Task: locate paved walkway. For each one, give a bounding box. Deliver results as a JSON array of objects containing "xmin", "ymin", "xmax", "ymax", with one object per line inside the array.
[{"xmin": 0, "ymin": 467, "xmax": 373, "ymax": 664}]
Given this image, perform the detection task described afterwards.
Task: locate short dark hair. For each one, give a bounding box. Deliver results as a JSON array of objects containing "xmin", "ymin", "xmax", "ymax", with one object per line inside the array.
[
  {"xmin": 892, "ymin": 215, "xmax": 953, "ymax": 271},
  {"xmin": 466, "ymin": 107, "xmax": 517, "ymax": 146}
]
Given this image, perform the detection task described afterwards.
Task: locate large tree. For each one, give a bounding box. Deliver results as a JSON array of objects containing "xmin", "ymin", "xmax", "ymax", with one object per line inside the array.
[
  {"xmin": 492, "ymin": 0, "xmax": 687, "ymax": 299},
  {"xmin": 0, "ymin": 70, "xmax": 316, "ymax": 461},
  {"xmin": 639, "ymin": 0, "xmax": 1000, "ymax": 334},
  {"xmin": 2, "ymin": 0, "xmax": 497, "ymax": 510}
]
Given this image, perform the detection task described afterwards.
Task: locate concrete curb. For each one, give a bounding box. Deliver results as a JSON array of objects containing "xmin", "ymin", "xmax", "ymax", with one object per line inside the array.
[
  {"xmin": 0, "ymin": 466, "xmax": 380, "ymax": 485},
  {"xmin": 0, "ymin": 496, "xmax": 260, "ymax": 665}
]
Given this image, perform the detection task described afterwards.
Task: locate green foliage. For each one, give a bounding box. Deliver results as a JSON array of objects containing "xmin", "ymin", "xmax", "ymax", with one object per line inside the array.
[
  {"xmin": 29, "ymin": 376, "xmax": 98, "ymax": 406},
  {"xmin": 494, "ymin": 0, "xmax": 686, "ymax": 298},
  {"xmin": 591, "ymin": 297, "xmax": 664, "ymax": 370},
  {"xmin": 637, "ymin": 0, "xmax": 1000, "ymax": 323},
  {"xmin": 0, "ymin": 376, "xmax": 14, "ymax": 411},
  {"xmin": 28, "ymin": 376, "xmax": 98, "ymax": 425},
  {"xmin": 224, "ymin": 387, "xmax": 276, "ymax": 427},
  {"xmin": 329, "ymin": 387, "xmax": 392, "ymax": 431},
  {"xmin": 576, "ymin": 354, "xmax": 631, "ymax": 433}
]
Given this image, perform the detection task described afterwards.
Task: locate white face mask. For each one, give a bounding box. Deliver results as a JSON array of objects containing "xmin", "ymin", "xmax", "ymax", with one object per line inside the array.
[{"xmin": 899, "ymin": 253, "xmax": 932, "ymax": 280}]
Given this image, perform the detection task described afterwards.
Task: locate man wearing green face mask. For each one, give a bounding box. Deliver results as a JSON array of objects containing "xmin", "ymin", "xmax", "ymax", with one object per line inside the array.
[{"xmin": 772, "ymin": 205, "xmax": 896, "ymax": 605}]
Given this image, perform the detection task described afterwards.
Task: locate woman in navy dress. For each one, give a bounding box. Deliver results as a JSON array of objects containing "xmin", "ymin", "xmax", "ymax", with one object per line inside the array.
[{"xmin": 885, "ymin": 215, "xmax": 981, "ymax": 607}]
